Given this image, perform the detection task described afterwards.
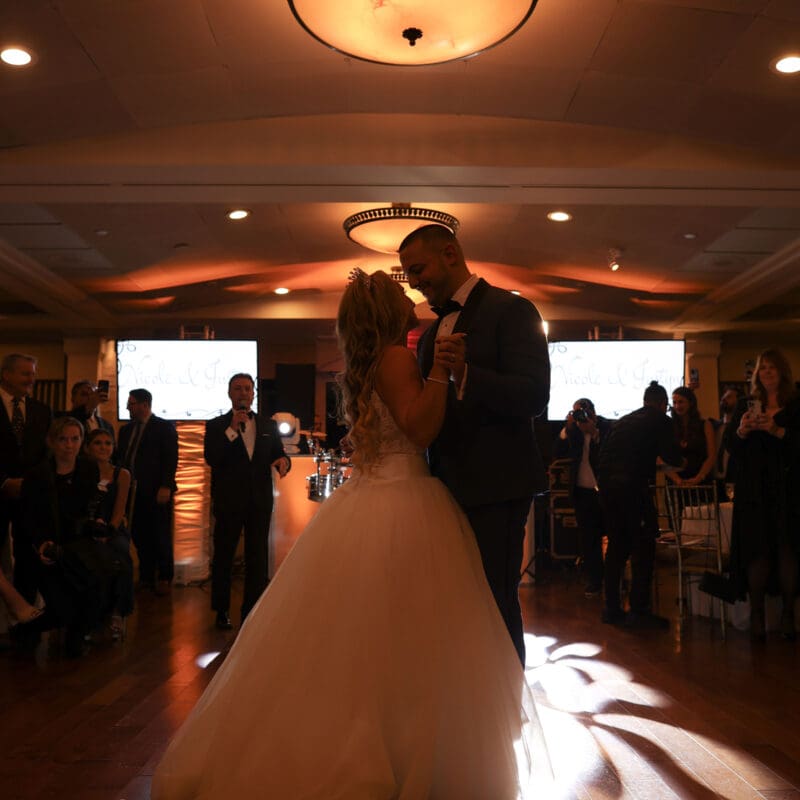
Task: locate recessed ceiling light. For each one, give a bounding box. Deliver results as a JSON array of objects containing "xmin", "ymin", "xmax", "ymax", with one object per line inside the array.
[
  {"xmin": 547, "ymin": 211, "xmax": 572, "ymax": 222},
  {"xmin": 1, "ymin": 47, "xmax": 33, "ymax": 67},
  {"xmin": 510, "ymin": 290, "xmax": 521, "ymax": 296},
  {"xmin": 94, "ymin": 229, "xmax": 109, "ymax": 237},
  {"xmin": 683, "ymin": 232, "xmax": 697, "ymax": 240},
  {"xmin": 227, "ymin": 209, "xmax": 250, "ymax": 220},
  {"xmin": 275, "ymin": 287, "xmax": 290, "ymax": 295},
  {"xmin": 774, "ymin": 55, "xmax": 800, "ymax": 74}
]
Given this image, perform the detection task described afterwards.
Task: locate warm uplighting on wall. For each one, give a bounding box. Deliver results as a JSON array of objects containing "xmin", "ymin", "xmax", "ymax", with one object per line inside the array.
[
  {"xmin": 1, "ymin": 47, "xmax": 33, "ymax": 67},
  {"xmin": 288, "ymin": 0, "xmax": 539, "ymax": 66},
  {"xmin": 547, "ymin": 211, "xmax": 572, "ymax": 222},
  {"xmin": 773, "ymin": 54, "xmax": 800, "ymax": 74},
  {"xmin": 227, "ymin": 209, "xmax": 250, "ymax": 220}
]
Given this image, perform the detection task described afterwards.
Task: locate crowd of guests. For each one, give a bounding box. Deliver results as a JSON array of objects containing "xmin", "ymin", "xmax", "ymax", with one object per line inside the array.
[
  {"xmin": 1, "ymin": 353, "xmax": 178, "ymax": 657},
  {"xmin": 557, "ymin": 348, "xmax": 800, "ymax": 639},
  {"xmin": 3, "ymin": 342, "xmax": 799, "ymax": 655}
]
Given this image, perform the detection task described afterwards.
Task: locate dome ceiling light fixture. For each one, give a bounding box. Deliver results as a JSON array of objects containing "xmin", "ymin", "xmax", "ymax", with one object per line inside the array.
[
  {"xmin": 287, "ymin": 0, "xmax": 539, "ymax": 66},
  {"xmin": 343, "ymin": 204, "xmax": 460, "ymax": 254}
]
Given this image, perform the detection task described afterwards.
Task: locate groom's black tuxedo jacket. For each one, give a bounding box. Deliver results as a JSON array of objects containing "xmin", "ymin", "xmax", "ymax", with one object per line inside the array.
[
  {"xmin": 418, "ymin": 278, "xmax": 550, "ymax": 508},
  {"xmin": 204, "ymin": 412, "xmax": 290, "ymax": 516}
]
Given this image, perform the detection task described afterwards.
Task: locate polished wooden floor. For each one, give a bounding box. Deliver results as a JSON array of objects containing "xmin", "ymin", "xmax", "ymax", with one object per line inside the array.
[{"xmin": 1, "ymin": 557, "xmax": 799, "ymax": 800}]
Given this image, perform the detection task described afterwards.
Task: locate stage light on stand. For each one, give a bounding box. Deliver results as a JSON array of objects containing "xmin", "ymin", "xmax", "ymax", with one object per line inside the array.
[{"xmin": 273, "ymin": 411, "xmax": 301, "ymax": 454}]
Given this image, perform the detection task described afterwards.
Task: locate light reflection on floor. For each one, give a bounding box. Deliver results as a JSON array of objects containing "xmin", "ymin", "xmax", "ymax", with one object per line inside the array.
[
  {"xmin": 195, "ymin": 650, "xmax": 222, "ymax": 669},
  {"xmin": 521, "ymin": 632, "xmax": 722, "ymax": 798}
]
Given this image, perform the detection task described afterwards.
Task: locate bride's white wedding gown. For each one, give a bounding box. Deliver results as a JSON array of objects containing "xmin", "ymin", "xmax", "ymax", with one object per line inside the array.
[{"xmin": 152, "ymin": 395, "xmax": 549, "ymax": 799}]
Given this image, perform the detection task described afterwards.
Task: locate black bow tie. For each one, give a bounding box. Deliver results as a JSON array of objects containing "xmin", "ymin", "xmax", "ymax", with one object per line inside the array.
[{"xmin": 432, "ymin": 299, "xmax": 462, "ymax": 319}]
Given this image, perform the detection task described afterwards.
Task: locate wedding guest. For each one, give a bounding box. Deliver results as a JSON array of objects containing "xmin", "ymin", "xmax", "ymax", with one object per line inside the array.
[
  {"xmin": 724, "ymin": 349, "xmax": 800, "ymax": 640},
  {"xmin": 597, "ymin": 381, "xmax": 685, "ymax": 630},
  {"xmin": 116, "ymin": 389, "xmax": 178, "ymax": 595},
  {"xmin": 400, "ymin": 224, "xmax": 550, "ymax": 665},
  {"xmin": 560, "ymin": 398, "xmax": 613, "ymax": 598},
  {"xmin": 19, "ymin": 418, "xmax": 101, "ymax": 657},
  {"xmin": 667, "ymin": 386, "xmax": 715, "ymax": 486},
  {"xmin": 151, "ymin": 269, "xmax": 550, "ymax": 799},
  {"xmin": 59, "ymin": 380, "xmax": 115, "ymax": 445},
  {"xmin": 204, "ymin": 373, "xmax": 290, "ymax": 630},
  {"xmin": 84, "ymin": 428, "xmax": 134, "ymax": 638},
  {"xmin": 0, "ymin": 353, "xmax": 52, "ymax": 604}
]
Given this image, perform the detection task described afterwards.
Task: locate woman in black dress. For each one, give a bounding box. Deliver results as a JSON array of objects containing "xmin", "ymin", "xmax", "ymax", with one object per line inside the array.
[
  {"xmin": 668, "ymin": 386, "xmax": 715, "ymax": 486},
  {"xmin": 724, "ymin": 349, "xmax": 800, "ymax": 640}
]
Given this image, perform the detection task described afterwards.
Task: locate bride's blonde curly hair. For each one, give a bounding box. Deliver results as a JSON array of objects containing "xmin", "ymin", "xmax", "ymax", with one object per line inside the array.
[{"xmin": 336, "ymin": 269, "xmax": 411, "ymax": 467}]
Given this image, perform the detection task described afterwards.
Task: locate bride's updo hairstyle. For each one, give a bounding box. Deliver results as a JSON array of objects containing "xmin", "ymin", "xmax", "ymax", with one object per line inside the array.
[{"xmin": 337, "ymin": 269, "xmax": 411, "ymax": 467}]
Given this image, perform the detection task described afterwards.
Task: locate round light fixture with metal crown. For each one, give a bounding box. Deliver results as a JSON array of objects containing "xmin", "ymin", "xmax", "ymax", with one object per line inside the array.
[
  {"xmin": 288, "ymin": 0, "xmax": 539, "ymax": 66},
  {"xmin": 343, "ymin": 204, "xmax": 460, "ymax": 254}
]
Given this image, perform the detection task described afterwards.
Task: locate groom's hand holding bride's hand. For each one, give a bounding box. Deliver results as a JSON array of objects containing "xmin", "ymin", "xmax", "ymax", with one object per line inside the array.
[{"xmin": 435, "ymin": 333, "xmax": 467, "ymax": 384}]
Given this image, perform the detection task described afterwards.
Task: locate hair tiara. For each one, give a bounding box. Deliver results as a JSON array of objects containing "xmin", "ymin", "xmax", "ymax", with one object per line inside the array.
[{"xmin": 348, "ymin": 267, "xmax": 371, "ymax": 288}]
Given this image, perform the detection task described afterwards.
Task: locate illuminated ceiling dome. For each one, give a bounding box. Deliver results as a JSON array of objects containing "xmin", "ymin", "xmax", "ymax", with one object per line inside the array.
[{"xmin": 288, "ymin": 0, "xmax": 539, "ymax": 66}]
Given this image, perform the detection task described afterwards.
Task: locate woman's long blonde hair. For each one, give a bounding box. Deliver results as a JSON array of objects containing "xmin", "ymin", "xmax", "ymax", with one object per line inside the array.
[{"xmin": 336, "ymin": 270, "xmax": 411, "ymax": 467}]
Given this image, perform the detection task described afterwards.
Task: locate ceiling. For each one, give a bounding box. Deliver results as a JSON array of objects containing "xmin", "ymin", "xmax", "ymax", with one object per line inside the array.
[{"xmin": 1, "ymin": 0, "xmax": 799, "ymax": 343}]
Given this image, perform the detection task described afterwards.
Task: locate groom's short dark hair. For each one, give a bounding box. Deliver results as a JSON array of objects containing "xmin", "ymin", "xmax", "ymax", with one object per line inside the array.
[{"xmin": 398, "ymin": 224, "xmax": 456, "ymax": 253}]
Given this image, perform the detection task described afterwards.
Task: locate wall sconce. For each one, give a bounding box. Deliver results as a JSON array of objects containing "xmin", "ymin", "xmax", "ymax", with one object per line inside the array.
[{"xmin": 608, "ymin": 248, "xmax": 623, "ymax": 272}]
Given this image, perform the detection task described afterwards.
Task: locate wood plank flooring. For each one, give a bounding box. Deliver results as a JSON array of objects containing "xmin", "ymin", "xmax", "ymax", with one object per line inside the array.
[{"xmin": 1, "ymin": 558, "xmax": 799, "ymax": 799}]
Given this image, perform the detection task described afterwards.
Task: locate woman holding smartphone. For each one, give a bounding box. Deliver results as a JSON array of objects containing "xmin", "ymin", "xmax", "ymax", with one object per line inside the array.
[{"xmin": 724, "ymin": 349, "xmax": 800, "ymax": 640}]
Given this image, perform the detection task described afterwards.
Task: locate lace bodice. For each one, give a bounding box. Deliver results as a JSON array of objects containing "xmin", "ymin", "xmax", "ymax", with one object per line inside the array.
[{"xmin": 372, "ymin": 392, "xmax": 423, "ymax": 458}]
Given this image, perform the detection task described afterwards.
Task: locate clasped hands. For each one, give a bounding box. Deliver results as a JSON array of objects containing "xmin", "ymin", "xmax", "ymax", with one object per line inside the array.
[{"xmin": 433, "ymin": 333, "xmax": 467, "ymax": 384}]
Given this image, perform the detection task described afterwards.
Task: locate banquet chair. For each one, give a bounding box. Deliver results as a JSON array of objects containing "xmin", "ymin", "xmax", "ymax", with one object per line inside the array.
[{"xmin": 665, "ymin": 483, "xmax": 726, "ymax": 638}]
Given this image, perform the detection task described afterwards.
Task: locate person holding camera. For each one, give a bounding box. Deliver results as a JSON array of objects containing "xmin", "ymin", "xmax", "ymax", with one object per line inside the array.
[
  {"xmin": 58, "ymin": 379, "xmax": 116, "ymax": 446},
  {"xmin": 724, "ymin": 349, "xmax": 800, "ymax": 640},
  {"xmin": 560, "ymin": 398, "xmax": 613, "ymax": 598}
]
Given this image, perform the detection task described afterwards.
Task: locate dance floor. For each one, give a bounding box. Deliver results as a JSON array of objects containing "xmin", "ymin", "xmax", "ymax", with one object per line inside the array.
[{"xmin": 1, "ymin": 556, "xmax": 799, "ymax": 799}]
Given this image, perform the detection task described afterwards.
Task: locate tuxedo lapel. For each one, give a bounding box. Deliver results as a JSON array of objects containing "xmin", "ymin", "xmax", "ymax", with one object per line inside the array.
[{"xmin": 453, "ymin": 278, "xmax": 488, "ymax": 335}]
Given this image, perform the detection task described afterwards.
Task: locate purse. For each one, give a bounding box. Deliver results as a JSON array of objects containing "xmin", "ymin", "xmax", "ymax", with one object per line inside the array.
[{"xmin": 698, "ymin": 570, "xmax": 739, "ymax": 604}]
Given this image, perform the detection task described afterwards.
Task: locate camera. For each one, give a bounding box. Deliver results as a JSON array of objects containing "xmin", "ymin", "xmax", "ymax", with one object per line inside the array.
[
  {"xmin": 41, "ymin": 542, "xmax": 62, "ymax": 562},
  {"xmin": 572, "ymin": 401, "xmax": 591, "ymax": 424}
]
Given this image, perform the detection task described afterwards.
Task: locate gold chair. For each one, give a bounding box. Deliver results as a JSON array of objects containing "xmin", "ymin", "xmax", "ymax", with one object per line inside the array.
[{"xmin": 665, "ymin": 483, "xmax": 726, "ymax": 638}]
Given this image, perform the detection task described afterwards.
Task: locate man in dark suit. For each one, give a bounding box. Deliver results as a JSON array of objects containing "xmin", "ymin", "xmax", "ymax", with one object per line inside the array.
[
  {"xmin": 401, "ymin": 225, "xmax": 550, "ymax": 665},
  {"xmin": 116, "ymin": 388, "xmax": 178, "ymax": 595},
  {"xmin": 58, "ymin": 380, "xmax": 116, "ymax": 445},
  {"xmin": 204, "ymin": 373, "xmax": 290, "ymax": 629},
  {"xmin": 0, "ymin": 353, "xmax": 53, "ymax": 603}
]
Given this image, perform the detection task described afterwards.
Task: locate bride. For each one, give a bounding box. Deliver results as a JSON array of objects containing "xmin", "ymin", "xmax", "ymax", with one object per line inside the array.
[{"xmin": 152, "ymin": 269, "xmax": 549, "ymax": 799}]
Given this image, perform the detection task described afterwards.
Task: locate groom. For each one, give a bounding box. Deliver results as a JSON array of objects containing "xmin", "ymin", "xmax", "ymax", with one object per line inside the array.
[{"xmin": 400, "ymin": 225, "xmax": 550, "ymax": 665}]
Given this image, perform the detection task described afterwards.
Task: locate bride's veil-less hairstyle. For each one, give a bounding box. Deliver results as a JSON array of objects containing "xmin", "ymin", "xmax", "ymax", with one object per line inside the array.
[{"xmin": 336, "ymin": 269, "xmax": 410, "ymax": 468}]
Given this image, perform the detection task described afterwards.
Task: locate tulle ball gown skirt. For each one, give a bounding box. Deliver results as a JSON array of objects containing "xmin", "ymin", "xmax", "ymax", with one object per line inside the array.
[{"xmin": 152, "ymin": 454, "xmax": 547, "ymax": 799}]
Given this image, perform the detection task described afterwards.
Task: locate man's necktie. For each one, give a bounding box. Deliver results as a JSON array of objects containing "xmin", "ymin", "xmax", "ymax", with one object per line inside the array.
[
  {"xmin": 11, "ymin": 397, "xmax": 24, "ymax": 445},
  {"xmin": 431, "ymin": 299, "xmax": 462, "ymax": 319}
]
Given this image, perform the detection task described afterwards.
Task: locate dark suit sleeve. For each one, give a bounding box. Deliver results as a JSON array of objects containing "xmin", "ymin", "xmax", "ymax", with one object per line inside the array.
[
  {"xmin": 204, "ymin": 415, "xmax": 235, "ymax": 471},
  {"xmin": 657, "ymin": 416, "xmax": 684, "ymax": 468},
  {"xmin": 158, "ymin": 419, "xmax": 179, "ymax": 491},
  {"xmin": 462, "ymin": 294, "xmax": 550, "ymax": 419}
]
